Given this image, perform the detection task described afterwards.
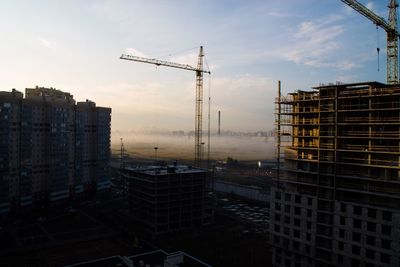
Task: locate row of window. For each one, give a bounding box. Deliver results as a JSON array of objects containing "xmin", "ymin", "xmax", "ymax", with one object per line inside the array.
[
  {"xmin": 275, "ymin": 191, "xmax": 314, "ymax": 206},
  {"xmin": 340, "ymin": 203, "xmax": 392, "ymax": 221},
  {"xmin": 339, "ymin": 216, "xmax": 392, "ymax": 235}
]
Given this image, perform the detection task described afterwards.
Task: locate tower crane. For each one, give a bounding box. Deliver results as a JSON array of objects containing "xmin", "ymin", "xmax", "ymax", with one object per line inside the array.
[
  {"xmin": 120, "ymin": 46, "xmax": 211, "ymax": 166},
  {"xmin": 340, "ymin": 0, "xmax": 400, "ymax": 84}
]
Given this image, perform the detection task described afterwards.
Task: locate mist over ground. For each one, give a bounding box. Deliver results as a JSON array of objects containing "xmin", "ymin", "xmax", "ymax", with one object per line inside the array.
[{"xmin": 111, "ymin": 133, "xmax": 275, "ymax": 161}]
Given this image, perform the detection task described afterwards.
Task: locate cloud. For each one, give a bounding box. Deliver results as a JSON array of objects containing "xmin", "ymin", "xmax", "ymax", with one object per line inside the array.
[
  {"xmin": 124, "ymin": 47, "xmax": 147, "ymax": 57},
  {"xmin": 263, "ymin": 13, "xmax": 362, "ymax": 71},
  {"xmin": 267, "ymin": 10, "xmax": 299, "ymax": 18},
  {"xmin": 366, "ymin": 1, "xmax": 374, "ymax": 11},
  {"xmin": 170, "ymin": 51, "xmax": 198, "ymax": 66},
  {"xmin": 37, "ymin": 36, "xmax": 55, "ymax": 49},
  {"xmin": 94, "ymin": 74, "xmax": 275, "ymax": 132}
]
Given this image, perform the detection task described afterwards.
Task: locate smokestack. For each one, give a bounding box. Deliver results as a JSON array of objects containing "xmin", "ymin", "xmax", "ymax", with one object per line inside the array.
[{"xmin": 218, "ymin": 110, "xmax": 221, "ymax": 136}]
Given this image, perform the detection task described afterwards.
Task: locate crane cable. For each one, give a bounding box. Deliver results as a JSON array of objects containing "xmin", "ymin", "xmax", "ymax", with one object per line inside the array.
[
  {"xmin": 376, "ymin": 26, "xmax": 380, "ymax": 72},
  {"xmin": 156, "ymin": 46, "xmax": 199, "ymax": 62},
  {"xmin": 204, "ymin": 55, "xmax": 211, "ymax": 169}
]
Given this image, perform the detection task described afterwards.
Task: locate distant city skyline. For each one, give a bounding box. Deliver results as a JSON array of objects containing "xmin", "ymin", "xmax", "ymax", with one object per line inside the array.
[{"xmin": 0, "ymin": 0, "xmax": 389, "ymax": 131}]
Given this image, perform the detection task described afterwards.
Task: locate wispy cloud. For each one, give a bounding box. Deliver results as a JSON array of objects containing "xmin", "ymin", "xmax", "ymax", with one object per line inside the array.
[
  {"xmin": 37, "ymin": 36, "xmax": 55, "ymax": 49},
  {"xmin": 267, "ymin": 10, "xmax": 301, "ymax": 18},
  {"xmin": 125, "ymin": 48, "xmax": 147, "ymax": 57},
  {"xmin": 366, "ymin": 1, "xmax": 374, "ymax": 11},
  {"xmin": 265, "ymin": 13, "xmax": 362, "ymax": 71}
]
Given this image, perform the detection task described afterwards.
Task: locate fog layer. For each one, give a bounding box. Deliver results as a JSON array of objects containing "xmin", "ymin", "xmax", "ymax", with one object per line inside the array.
[{"xmin": 112, "ymin": 134, "xmax": 275, "ymax": 161}]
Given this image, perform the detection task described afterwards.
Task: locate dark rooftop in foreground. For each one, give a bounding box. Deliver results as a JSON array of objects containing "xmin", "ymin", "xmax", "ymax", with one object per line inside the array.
[{"xmin": 65, "ymin": 250, "xmax": 212, "ymax": 267}]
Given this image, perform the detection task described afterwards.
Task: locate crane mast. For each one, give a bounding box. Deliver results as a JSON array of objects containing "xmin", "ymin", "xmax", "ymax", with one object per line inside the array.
[
  {"xmin": 340, "ymin": 0, "xmax": 399, "ymax": 84},
  {"xmin": 120, "ymin": 46, "xmax": 211, "ymax": 166},
  {"xmin": 195, "ymin": 47, "xmax": 204, "ymax": 166}
]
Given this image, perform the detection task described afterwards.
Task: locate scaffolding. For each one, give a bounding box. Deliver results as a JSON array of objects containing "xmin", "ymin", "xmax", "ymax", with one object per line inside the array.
[{"xmin": 275, "ymin": 81, "xmax": 400, "ymax": 207}]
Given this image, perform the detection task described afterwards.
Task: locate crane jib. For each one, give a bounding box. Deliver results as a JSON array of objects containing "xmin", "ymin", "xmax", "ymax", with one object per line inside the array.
[{"xmin": 120, "ymin": 54, "xmax": 211, "ymax": 74}]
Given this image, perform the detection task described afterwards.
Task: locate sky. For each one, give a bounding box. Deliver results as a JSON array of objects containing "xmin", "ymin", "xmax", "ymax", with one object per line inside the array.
[{"xmin": 0, "ymin": 0, "xmax": 391, "ymax": 132}]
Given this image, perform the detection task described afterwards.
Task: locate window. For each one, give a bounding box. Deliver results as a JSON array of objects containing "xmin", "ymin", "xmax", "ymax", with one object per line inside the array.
[
  {"xmin": 339, "ymin": 229, "xmax": 345, "ymax": 238},
  {"xmin": 295, "ymin": 207, "xmax": 301, "ymax": 215},
  {"xmin": 284, "ymin": 216, "xmax": 290, "ymax": 224},
  {"xmin": 275, "ymin": 255, "xmax": 281, "ymax": 264},
  {"xmin": 275, "ymin": 203, "xmax": 281, "ymax": 210},
  {"xmin": 284, "ymin": 227, "xmax": 290, "ymax": 235},
  {"xmin": 295, "ymin": 195, "xmax": 301, "ymax": 203},
  {"xmin": 366, "ymin": 235, "xmax": 375, "ymax": 246},
  {"xmin": 381, "ymin": 239, "xmax": 391, "ymax": 250},
  {"xmin": 366, "ymin": 249, "xmax": 375, "ymax": 259},
  {"xmin": 382, "ymin": 211, "xmax": 392, "ymax": 221},
  {"xmin": 382, "ymin": 225, "xmax": 391, "ymax": 235},
  {"xmin": 307, "ymin": 197, "xmax": 313, "ymax": 206},
  {"xmin": 352, "ymin": 232, "xmax": 361, "ymax": 242},
  {"xmin": 341, "ymin": 203, "xmax": 346, "ymax": 212},
  {"xmin": 354, "ymin": 206, "xmax": 362, "ymax": 215},
  {"xmin": 275, "ymin": 213, "xmax": 281, "ymax": 221},
  {"xmin": 283, "ymin": 238, "xmax": 289, "ymax": 248},
  {"xmin": 381, "ymin": 253, "xmax": 390, "ymax": 264},
  {"xmin": 353, "ymin": 219, "xmax": 361, "ymax": 229},
  {"xmin": 306, "ymin": 233, "xmax": 311, "ymax": 241},
  {"xmin": 368, "ymin": 209, "xmax": 376, "ymax": 218},
  {"xmin": 274, "ymin": 224, "xmax": 281, "ymax": 232},
  {"xmin": 276, "ymin": 191, "xmax": 281, "ymax": 200},
  {"xmin": 274, "ymin": 235, "xmax": 280, "ymax": 244},
  {"xmin": 294, "ymin": 230, "xmax": 300, "ymax": 238},
  {"xmin": 367, "ymin": 222, "xmax": 376, "ymax": 232},
  {"xmin": 340, "ymin": 216, "xmax": 346, "ymax": 225},
  {"xmin": 307, "ymin": 221, "xmax": 312, "ymax": 230},
  {"xmin": 293, "ymin": 241, "xmax": 299, "ymax": 250},
  {"xmin": 338, "ymin": 254, "xmax": 343, "ymax": 263},
  {"xmin": 338, "ymin": 241, "xmax": 344, "ymax": 251},
  {"xmin": 352, "ymin": 245, "xmax": 361, "ymax": 255},
  {"xmin": 285, "ymin": 193, "xmax": 291, "ymax": 202},
  {"xmin": 351, "ymin": 259, "xmax": 360, "ymax": 267},
  {"xmin": 307, "ymin": 209, "xmax": 312, "ymax": 218},
  {"xmin": 285, "ymin": 205, "xmax": 291, "ymax": 213},
  {"xmin": 294, "ymin": 218, "xmax": 300, "ymax": 227}
]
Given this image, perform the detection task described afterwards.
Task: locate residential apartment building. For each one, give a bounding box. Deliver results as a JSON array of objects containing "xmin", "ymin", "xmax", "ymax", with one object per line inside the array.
[
  {"xmin": 0, "ymin": 87, "xmax": 111, "ymax": 214},
  {"xmin": 272, "ymin": 82, "xmax": 400, "ymax": 267},
  {"xmin": 121, "ymin": 164, "xmax": 213, "ymax": 236}
]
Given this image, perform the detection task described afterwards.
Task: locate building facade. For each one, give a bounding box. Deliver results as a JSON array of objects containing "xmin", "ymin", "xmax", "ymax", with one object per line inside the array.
[
  {"xmin": 121, "ymin": 164, "xmax": 213, "ymax": 236},
  {"xmin": 272, "ymin": 82, "xmax": 400, "ymax": 267},
  {"xmin": 0, "ymin": 87, "xmax": 111, "ymax": 214}
]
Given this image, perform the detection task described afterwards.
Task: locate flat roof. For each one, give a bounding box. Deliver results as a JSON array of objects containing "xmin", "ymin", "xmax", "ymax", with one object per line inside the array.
[
  {"xmin": 313, "ymin": 81, "xmax": 386, "ymax": 89},
  {"xmin": 124, "ymin": 165, "xmax": 207, "ymax": 176},
  {"xmin": 64, "ymin": 255, "xmax": 128, "ymax": 267}
]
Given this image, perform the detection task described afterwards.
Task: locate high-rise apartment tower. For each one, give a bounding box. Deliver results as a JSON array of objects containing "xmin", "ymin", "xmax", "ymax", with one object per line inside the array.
[{"xmin": 0, "ymin": 87, "xmax": 111, "ymax": 214}]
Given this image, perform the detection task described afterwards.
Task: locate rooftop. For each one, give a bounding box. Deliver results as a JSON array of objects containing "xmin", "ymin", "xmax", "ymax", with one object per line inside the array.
[
  {"xmin": 65, "ymin": 250, "xmax": 212, "ymax": 267},
  {"xmin": 124, "ymin": 164, "xmax": 207, "ymax": 176}
]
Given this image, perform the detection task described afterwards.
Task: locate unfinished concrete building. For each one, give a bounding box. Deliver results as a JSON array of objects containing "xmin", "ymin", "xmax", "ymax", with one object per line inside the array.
[
  {"xmin": 271, "ymin": 81, "xmax": 400, "ymax": 267},
  {"xmin": 121, "ymin": 164, "xmax": 213, "ymax": 236}
]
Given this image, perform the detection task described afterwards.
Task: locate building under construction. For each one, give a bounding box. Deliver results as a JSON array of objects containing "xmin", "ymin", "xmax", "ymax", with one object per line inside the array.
[
  {"xmin": 121, "ymin": 164, "xmax": 214, "ymax": 236},
  {"xmin": 271, "ymin": 81, "xmax": 400, "ymax": 267}
]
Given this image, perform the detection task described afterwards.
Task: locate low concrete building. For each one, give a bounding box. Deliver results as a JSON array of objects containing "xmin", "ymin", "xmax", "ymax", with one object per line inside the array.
[{"xmin": 121, "ymin": 164, "xmax": 214, "ymax": 236}]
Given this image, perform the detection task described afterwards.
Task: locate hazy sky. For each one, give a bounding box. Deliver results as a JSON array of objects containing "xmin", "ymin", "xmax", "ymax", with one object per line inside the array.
[{"xmin": 0, "ymin": 0, "xmax": 389, "ymax": 131}]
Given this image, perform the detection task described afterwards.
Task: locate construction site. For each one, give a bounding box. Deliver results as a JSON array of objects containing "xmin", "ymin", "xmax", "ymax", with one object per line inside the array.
[
  {"xmin": 272, "ymin": 81, "xmax": 400, "ymax": 266},
  {"xmin": 269, "ymin": 1, "xmax": 400, "ymax": 266}
]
